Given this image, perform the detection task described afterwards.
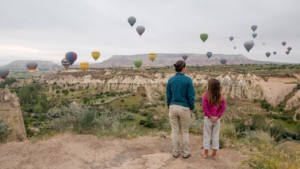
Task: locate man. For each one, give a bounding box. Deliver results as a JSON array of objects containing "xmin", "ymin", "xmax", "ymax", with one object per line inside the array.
[{"xmin": 166, "ymin": 60, "xmax": 195, "ymax": 158}]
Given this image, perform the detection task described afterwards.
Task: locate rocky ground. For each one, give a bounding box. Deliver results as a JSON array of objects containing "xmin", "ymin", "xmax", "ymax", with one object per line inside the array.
[{"xmin": 0, "ymin": 133, "xmax": 247, "ymax": 169}]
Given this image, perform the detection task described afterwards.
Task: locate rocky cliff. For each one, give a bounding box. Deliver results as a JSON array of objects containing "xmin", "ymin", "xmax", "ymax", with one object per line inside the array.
[
  {"xmin": 0, "ymin": 86, "xmax": 27, "ymax": 141},
  {"xmin": 44, "ymin": 70, "xmax": 299, "ymax": 108}
]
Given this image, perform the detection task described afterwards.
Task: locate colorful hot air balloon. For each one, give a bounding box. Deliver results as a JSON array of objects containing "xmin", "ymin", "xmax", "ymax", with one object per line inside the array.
[
  {"xmin": 61, "ymin": 58, "xmax": 71, "ymax": 70},
  {"xmin": 26, "ymin": 62, "xmax": 38, "ymax": 73},
  {"xmin": 251, "ymin": 25, "xmax": 257, "ymax": 32},
  {"xmin": 134, "ymin": 59, "xmax": 142, "ymax": 68},
  {"xmin": 128, "ymin": 16, "xmax": 136, "ymax": 27},
  {"xmin": 282, "ymin": 42, "xmax": 287, "ymax": 46},
  {"xmin": 136, "ymin": 26, "xmax": 145, "ymax": 36},
  {"xmin": 252, "ymin": 33, "xmax": 257, "ymax": 39},
  {"xmin": 220, "ymin": 58, "xmax": 227, "ymax": 65},
  {"xmin": 91, "ymin": 51, "xmax": 101, "ymax": 61},
  {"xmin": 149, "ymin": 53, "xmax": 156, "ymax": 62},
  {"xmin": 266, "ymin": 52, "xmax": 271, "ymax": 57},
  {"xmin": 0, "ymin": 68, "xmax": 9, "ymax": 79},
  {"xmin": 80, "ymin": 62, "xmax": 89, "ymax": 72},
  {"xmin": 273, "ymin": 51, "xmax": 277, "ymax": 55},
  {"xmin": 287, "ymin": 47, "xmax": 292, "ymax": 51},
  {"xmin": 65, "ymin": 52, "xmax": 77, "ymax": 65},
  {"xmin": 244, "ymin": 40, "xmax": 255, "ymax": 52},
  {"xmin": 200, "ymin": 33, "xmax": 208, "ymax": 43},
  {"xmin": 229, "ymin": 36, "xmax": 234, "ymax": 41},
  {"xmin": 206, "ymin": 52, "xmax": 213, "ymax": 59},
  {"xmin": 182, "ymin": 55, "xmax": 188, "ymax": 61}
]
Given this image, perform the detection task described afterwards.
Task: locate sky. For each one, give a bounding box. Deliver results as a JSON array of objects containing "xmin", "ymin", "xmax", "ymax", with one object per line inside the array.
[{"xmin": 0, "ymin": 0, "xmax": 299, "ymax": 66}]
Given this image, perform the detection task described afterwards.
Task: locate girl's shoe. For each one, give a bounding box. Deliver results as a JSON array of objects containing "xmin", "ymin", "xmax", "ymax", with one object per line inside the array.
[
  {"xmin": 211, "ymin": 155, "xmax": 218, "ymax": 161},
  {"xmin": 201, "ymin": 153, "xmax": 209, "ymax": 159}
]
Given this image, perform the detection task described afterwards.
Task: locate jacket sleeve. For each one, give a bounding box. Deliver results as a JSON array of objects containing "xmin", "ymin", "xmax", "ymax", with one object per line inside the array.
[
  {"xmin": 202, "ymin": 93, "xmax": 211, "ymax": 118},
  {"xmin": 187, "ymin": 79, "xmax": 195, "ymax": 110},
  {"xmin": 166, "ymin": 80, "xmax": 172, "ymax": 108},
  {"xmin": 216, "ymin": 98, "xmax": 226, "ymax": 118}
]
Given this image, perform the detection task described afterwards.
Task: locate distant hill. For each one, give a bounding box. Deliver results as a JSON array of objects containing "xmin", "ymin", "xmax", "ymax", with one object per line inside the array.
[
  {"xmin": 0, "ymin": 60, "xmax": 61, "ymax": 71},
  {"xmin": 92, "ymin": 53, "xmax": 272, "ymax": 68}
]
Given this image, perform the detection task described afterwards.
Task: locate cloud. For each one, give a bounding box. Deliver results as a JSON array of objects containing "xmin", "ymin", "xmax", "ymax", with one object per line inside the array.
[{"xmin": 0, "ymin": 0, "xmax": 299, "ymax": 65}]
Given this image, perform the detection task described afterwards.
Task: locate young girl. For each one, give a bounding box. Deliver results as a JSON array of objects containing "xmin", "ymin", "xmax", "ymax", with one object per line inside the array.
[{"xmin": 202, "ymin": 79, "xmax": 226, "ymax": 160}]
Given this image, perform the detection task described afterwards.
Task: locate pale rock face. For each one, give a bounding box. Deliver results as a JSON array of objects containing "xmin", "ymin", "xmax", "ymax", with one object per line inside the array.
[
  {"xmin": 286, "ymin": 90, "xmax": 300, "ymax": 110},
  {"xmin": 258, "ymin": 82, "xmax": 297, "ymax": 107},
  {"xmin": 0, "ymin": 86, "xmax": 27, "ymax": 141}
]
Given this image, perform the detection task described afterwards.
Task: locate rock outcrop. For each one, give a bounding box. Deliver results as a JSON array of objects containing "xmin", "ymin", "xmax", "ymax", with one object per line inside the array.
[
  {"xmin": 44, "ymin": 71, "xmax": 298, "ymax": 107},
  {"xmin": 0, "ymin": 86, "xmax": 26, "ymax": 141}
]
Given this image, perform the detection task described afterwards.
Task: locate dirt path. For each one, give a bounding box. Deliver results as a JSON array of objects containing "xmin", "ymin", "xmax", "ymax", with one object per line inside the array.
[{"xmin": 0, "ymin": 134, "xmax": 247, "ymax": 169}]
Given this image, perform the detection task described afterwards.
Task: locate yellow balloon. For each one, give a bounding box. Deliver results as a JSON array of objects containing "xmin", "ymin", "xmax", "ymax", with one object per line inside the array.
[
  {"xmin": 91, "ymin": 51, "xmax": 101, "ymax": 61},
  {"xmin": 80, "ymin": 62, "xmax": 89, "ymax": 72},
  {"xmin": 149, "ymin": 53, "xmax": 156, "ymax": 62}
]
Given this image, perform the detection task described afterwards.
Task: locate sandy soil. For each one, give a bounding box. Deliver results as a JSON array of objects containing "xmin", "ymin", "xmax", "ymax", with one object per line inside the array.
[{"xmin": 0, "ymin": 134, "xmax": 247, "ymax": 169}]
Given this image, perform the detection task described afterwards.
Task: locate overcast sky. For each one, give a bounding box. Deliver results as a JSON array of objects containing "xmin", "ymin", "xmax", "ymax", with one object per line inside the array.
[{"xmin": 0, "ymin": 0, "xmax": 299, "ymax": 66}]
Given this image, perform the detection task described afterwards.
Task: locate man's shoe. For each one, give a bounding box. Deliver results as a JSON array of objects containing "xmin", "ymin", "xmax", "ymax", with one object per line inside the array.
[
  {"xmin": 183, "ymin": 154, "xmax": 191, "ymax": 159},
  {"xmin": 173, "ymin": 152, "xmax": 180, "ymax": 158}
]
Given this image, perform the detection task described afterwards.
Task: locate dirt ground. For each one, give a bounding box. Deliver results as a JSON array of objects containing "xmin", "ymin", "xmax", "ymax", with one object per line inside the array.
[{"xmin": 0, "ymin": 134, "xmax": 247, "ymax": 169}]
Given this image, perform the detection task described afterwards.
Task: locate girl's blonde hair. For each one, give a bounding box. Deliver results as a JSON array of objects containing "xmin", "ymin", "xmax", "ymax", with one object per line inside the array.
[{"xmin": 207, "ymin": 79, "xmax": 221, "ymax": 105}]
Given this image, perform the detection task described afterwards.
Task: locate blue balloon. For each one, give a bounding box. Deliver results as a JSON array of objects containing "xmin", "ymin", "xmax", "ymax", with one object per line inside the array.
[{"xmin": 65, "ymin": 52, "xmax": 77, "ymax": 65}]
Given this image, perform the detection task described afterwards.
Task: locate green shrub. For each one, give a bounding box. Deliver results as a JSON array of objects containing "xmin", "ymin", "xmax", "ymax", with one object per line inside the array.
[
  {"xmin": 139, "ymin": 120, "xmax": 146, "ymax": 125},
  {"xmin": 261, "ymin": 100, "xmax": 271, "ymax": 111},
  {"xmin": 74, "ymin": 111, "xmax": 96, "ymax": 133},
  {"xmin": 0, "ymin": 119, "xmax": 9, "ymax": 142},
  {"xmin": 268, "ymin": 124, "xmax": 286, "ymax": 142},
  {"xmin": 126, "ymin": 114, "xmax": 135, "ymax": 121},
  {"xmin": 143, "ymin": 117, "xmax": 157, "ymax": 128},
  {"xmin": 250, "ymin": 114, "xmax": 267, "ymax": 131}
]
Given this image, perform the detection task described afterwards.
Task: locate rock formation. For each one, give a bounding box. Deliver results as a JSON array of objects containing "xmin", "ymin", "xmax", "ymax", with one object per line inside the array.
[
  {"xmin": 0, "ymin": 86, "xmax": 27, "ymax": 141},
  {"xmin": 44, "ymin": 71, "xmax": 299, "ymax": 107}
]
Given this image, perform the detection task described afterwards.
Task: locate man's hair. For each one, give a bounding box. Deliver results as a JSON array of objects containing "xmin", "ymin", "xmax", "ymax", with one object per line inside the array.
[{"xmin": 174, "ymin": 60, "xmax": 186, "ymax": 72}]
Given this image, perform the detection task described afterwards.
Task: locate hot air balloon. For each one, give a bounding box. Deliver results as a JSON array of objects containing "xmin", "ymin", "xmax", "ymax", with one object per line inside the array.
[
  {"xmin": 0, "ymin": 69, "xmax": 9, "ymax": 79},
  {"xmin": 80, "ymin": 62, "xmax": 89, "ymax": 72},
  {"xmin": 91, "ymin": 51, "xmax": 101, "ymax": 61},
  {"xmin": 244, "ymin": 40, "xmax": 255, "ymax": 52},
  {"xmin": 273, "ymin": 51, "xmax": 277, "ymax": 55},
  {"xmin": 182, "ymin": 55, "xmax": 188, "ymax": 61},
  {"xmin": 61, "ymin": 58, "xmax": 71, "ymax": 70},
  {"xmin": 234, "ymin": 46, "xmax": 237, "ymax": 50},
  {"xmin": 128, "ymin": 16, "xmax": 136, "ymax": 27},
  {"xmin": 251, "ymin": 25, "xmax": 257, "ymax": 32},
  {"xmin": 266, "ymin": 52, "xmax": 271, "ymax": 57},
  {"xmin": 200, "ymin": 33, "xmax": 208, "ymax": 43},
  {"xmin": 206, "ymin": 52, "xmax": 213, "ymax": 59},
  {"xmin": 65, "ymin": 52, "xmax": 77, "ymax": 65},
  {"xmin": 252, "ymin": 33, "xmax": 257, "ymax": 38},
  {"xmin": 229, "ymin": 36, "xmax": 234, "ymax": 41},
  {"xmin": 134, "ymin": 59, "xmax": 142, "ymax": 68},
  {"xmin": 220, "ymin": 59, "xmax": 227, "ymax": 65},
  {"xmin": 149, "ymin": 53, "xmax": 156, "ymax": 62},
  {"xmin": 26, "ymin": 62, "xmax": 38, "ymax": 73},
  {"xmin": 282, "ymin": 42, "xmax": 286, "ymax": 46},
  {"xmin": 287, "ymin": 47, "xmax": 292, "ymax": 51},
  {"xmin": 286, "ymin": 51, "xmax": 290, "ymax": 55},
  {"xmin": 136, "ymin": 26, "xmax": 145, "ymax": 36}
]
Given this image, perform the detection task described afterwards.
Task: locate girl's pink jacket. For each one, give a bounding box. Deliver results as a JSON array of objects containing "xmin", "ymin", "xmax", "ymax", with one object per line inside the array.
[{"xmin": 202, "ymin": 92, "xmax": 226, "ymax": 118}]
